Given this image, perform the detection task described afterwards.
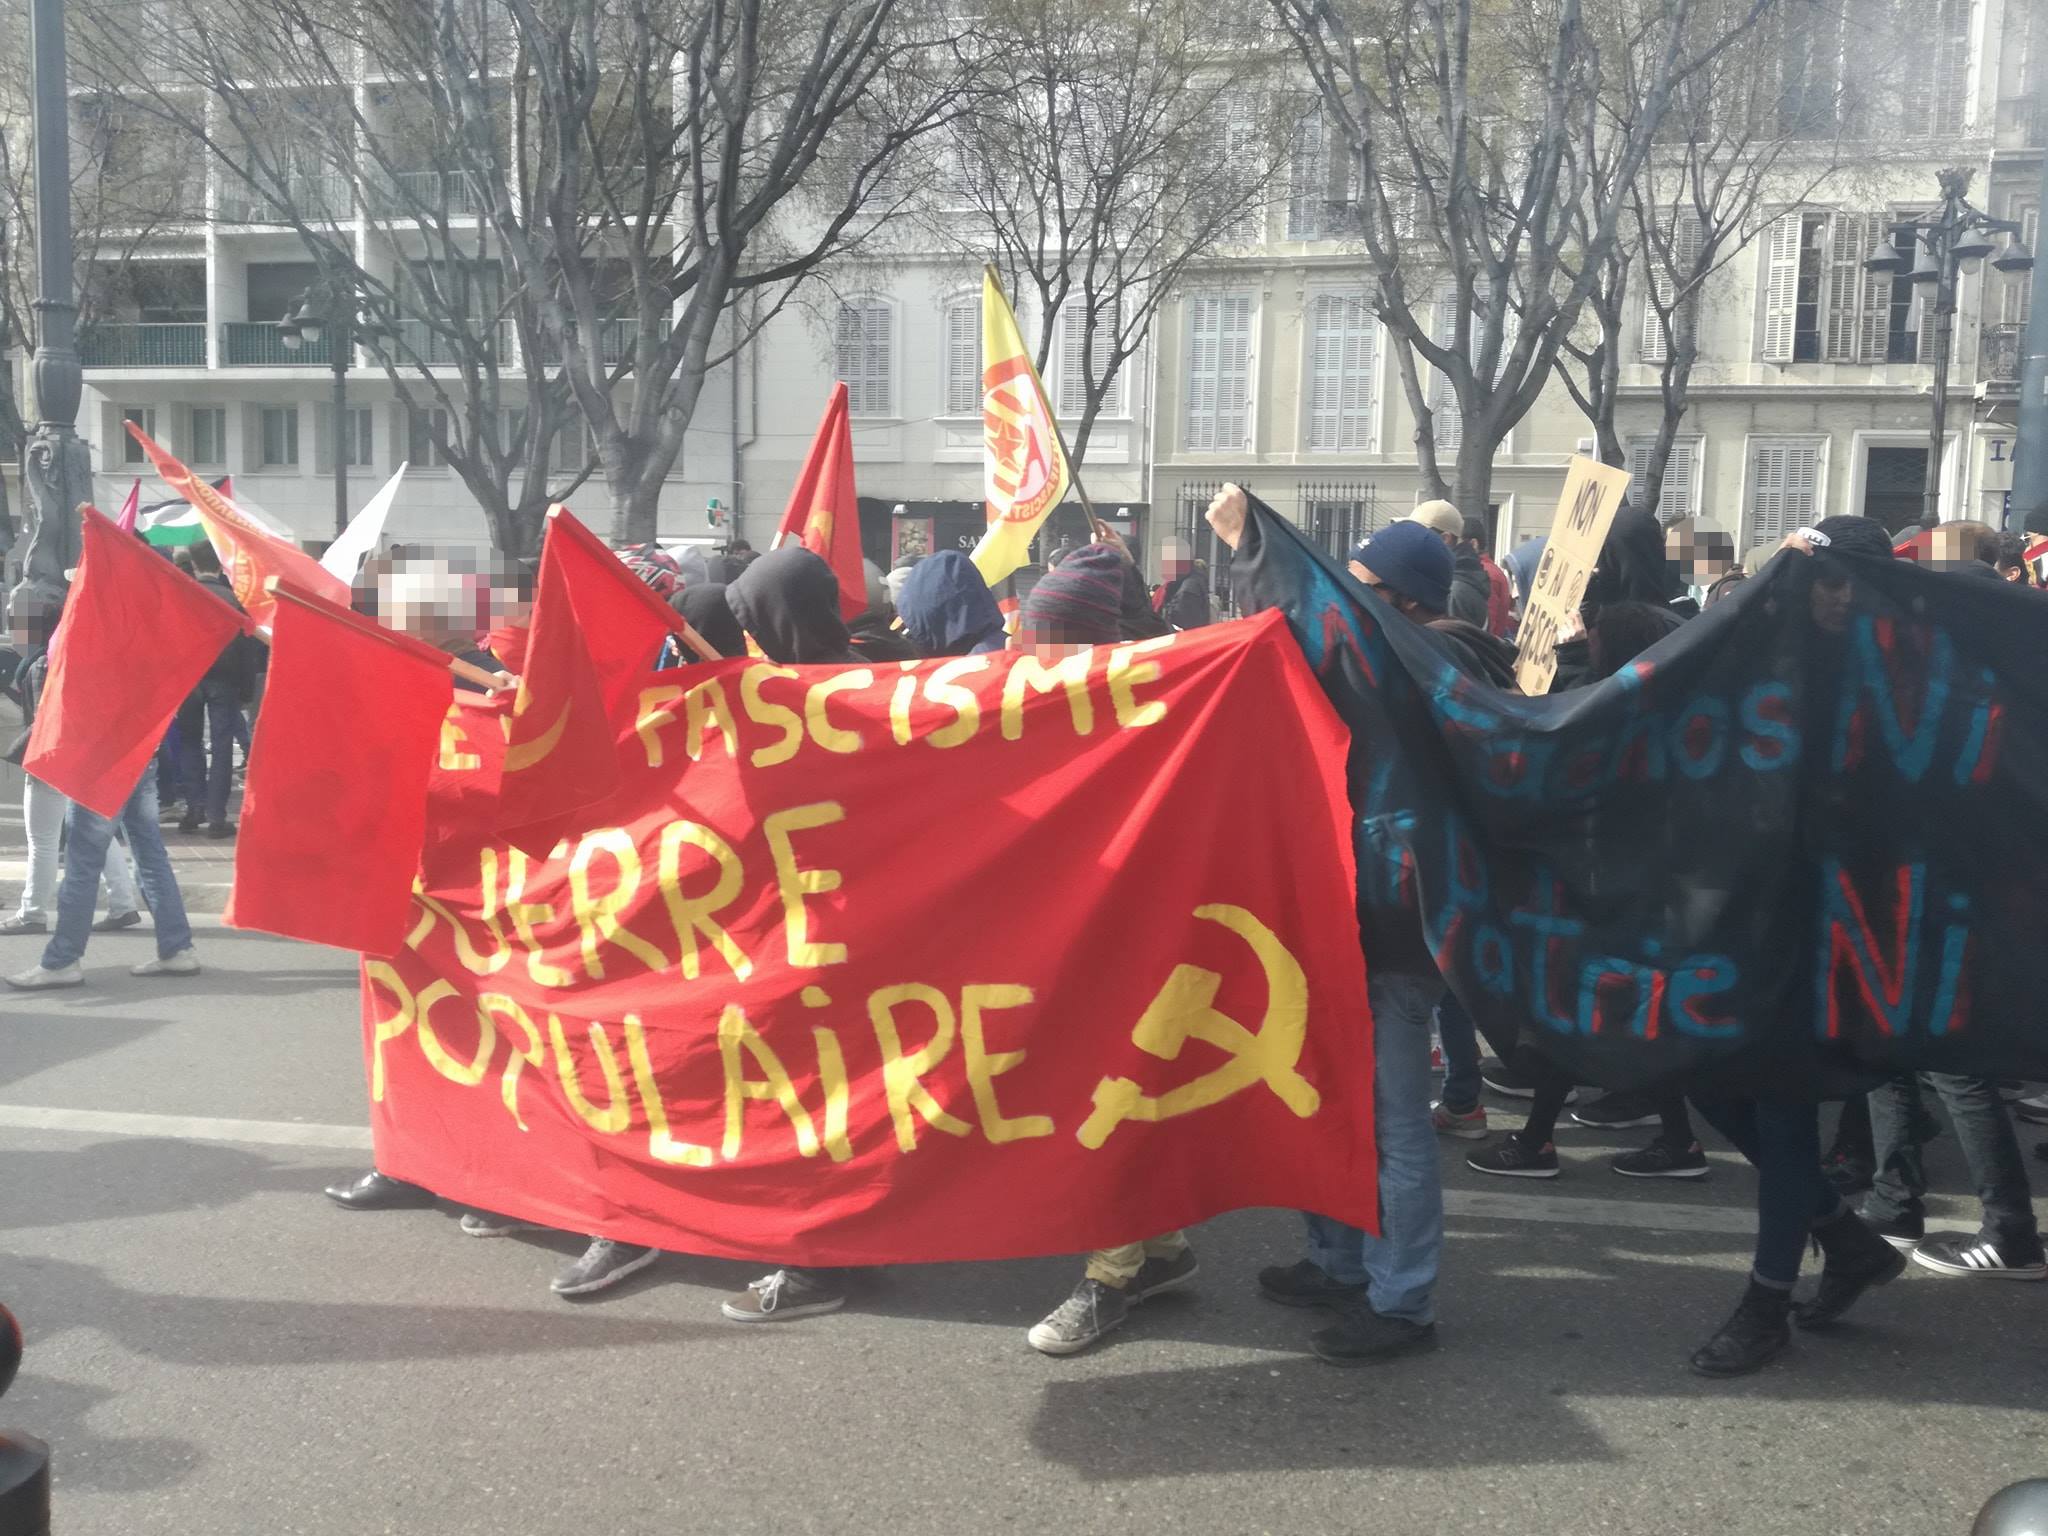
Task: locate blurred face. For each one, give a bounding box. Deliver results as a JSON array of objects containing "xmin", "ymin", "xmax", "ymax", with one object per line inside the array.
[
  {"xmin": 1160, "ymin": 537, "xmax": 1192, "ymax": 582},
  {"xmin": 1667, "ymin": 525, "xmax": 1734, "ymax": 588}
]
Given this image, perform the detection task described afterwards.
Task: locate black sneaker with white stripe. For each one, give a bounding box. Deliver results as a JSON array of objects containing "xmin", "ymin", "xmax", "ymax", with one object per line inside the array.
[{"xmin": 1910, "ymin": 1234, "xmax": 2048, "ymax": 1280}]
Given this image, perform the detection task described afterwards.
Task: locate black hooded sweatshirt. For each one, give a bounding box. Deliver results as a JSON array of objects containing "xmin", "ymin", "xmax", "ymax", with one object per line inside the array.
[{"xmin": 726, "ymin": 545, "xmax": 860, "ymax": 664}]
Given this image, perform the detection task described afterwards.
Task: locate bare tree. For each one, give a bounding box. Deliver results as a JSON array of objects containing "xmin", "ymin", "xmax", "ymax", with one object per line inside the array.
[
  {"xmin": 1270, "ymin": 0, "xmax": 1772, "ymax": 523},
  {"xmin": 0, "ymin": 0, "xmax": 201, "ymax": 551},
  {"xmin": 71, "ymin": 0, "xmax": 595, "ymax": 556},
  {"xmin": 1558, "ymin": 0, "xmax": 1939, "ymax": 519},
  {"xmin": 932, "ymin": 0, "xmax": 1285, "ymax": 491},
  {"xmin": 464, "ymin": 0, "xmax": 980, "ymax": 545}
]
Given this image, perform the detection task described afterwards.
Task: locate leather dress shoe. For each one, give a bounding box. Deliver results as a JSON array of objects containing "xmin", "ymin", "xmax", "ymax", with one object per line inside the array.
[{"xmin": 323, "ymin": 1170, "xmax": 434, "ymax": 1210}]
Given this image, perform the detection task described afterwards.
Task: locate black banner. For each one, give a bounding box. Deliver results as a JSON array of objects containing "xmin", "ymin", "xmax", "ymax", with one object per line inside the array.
[{"xmin": 1231, "ymin": 496, "xmax": 2048, "ymax": 1098}]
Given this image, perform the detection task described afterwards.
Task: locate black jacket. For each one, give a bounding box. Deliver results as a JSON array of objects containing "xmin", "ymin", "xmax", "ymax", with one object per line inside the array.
[{"xmin": 1449, "ymin": 546, "xmax": 1491, "ymax": 629}]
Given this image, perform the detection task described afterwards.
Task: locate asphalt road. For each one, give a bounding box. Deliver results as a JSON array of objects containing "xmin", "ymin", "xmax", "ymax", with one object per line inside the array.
[{"xmin": 2, "ymin": 910, "xmax": 2045, "ymax": 1536}]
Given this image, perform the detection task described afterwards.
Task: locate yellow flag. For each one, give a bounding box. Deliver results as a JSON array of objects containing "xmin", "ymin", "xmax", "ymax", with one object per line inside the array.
[{"xmin": 970, "ymin": 267, "xmax": 1072, "ymax": 587}]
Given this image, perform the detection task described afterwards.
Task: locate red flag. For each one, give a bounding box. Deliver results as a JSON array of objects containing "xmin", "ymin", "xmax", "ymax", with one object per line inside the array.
[
  {"xmin": 126, "ymin": 423, "xmax": 348, "ymax": 630},
  {"xmin": 497, "ymin": 507, "xmax": 677, "ymax": 853},
  {"xmin": 25, "ymin": 507, "xmax": 247, "ymax": 817},
  {"xmin": 113, "ymin": 480, "xmax": 141, "ymax": 534},
  {"xmin": 227, "ymin": 581, "xmax": 452, "ymax": 955},
  {"xmin": 773, "ymin": 382, "xmax": 866, "ymax": 619}
]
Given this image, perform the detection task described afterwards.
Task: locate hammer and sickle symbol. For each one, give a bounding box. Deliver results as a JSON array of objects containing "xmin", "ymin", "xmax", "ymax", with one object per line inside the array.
[{"xmin": 1076, "ymin": 904, "xmax": 1319, "ymax": 1149}]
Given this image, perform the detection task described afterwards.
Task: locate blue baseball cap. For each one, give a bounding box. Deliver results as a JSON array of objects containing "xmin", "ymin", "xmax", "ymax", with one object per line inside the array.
[{"xmin": 1354, "ymin": 521, "xmax": 1453, "ymax": 614}]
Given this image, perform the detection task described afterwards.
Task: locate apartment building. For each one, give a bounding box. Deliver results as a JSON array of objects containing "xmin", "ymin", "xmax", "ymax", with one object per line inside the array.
[{"xmin": 1150, "ymin": 0, "xmax": 2043, "ymax": 565}]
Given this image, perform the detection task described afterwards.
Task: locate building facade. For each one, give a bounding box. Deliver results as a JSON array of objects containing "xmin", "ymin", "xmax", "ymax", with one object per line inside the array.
[{"xmin": 1149, "ymin": 0, "xmax": 2043, "ymax": 568}]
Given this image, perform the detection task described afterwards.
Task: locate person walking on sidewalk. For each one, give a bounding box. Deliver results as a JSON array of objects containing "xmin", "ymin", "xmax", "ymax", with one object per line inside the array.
[
  {"xmin": 4, "ymin": 589, "xmax": 145, "ymax": 936},
  {"xmin": 6, "ymin": 761, "xmax": 200, "ymax": 990},
  {"xmin": 171, "ymin": 544, "xmax": 255, "ymax": 840}
]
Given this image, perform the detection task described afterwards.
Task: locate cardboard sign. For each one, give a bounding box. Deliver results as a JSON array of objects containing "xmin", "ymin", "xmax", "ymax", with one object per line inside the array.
[{"xmin": 1513, "ymin": 456, "xmax": 1633, "ymax": 695}]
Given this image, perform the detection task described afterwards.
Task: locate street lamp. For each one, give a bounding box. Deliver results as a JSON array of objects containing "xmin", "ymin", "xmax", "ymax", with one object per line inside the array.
[
  {"xmin": 277, "ymin": 282, "xmax": 387, "ymax": 537},
  {"xmin": 1864, "ymin": 167, "xmax": 2035, "ymax": 528}
]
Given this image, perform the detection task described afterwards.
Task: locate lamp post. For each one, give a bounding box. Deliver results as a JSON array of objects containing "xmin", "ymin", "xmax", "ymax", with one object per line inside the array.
[
  {"xmin": 9, "ymin": 0, "xmax": 93, "ymax": 611},
  {"xmin": 1862, "ymin": 167, "xmax": 2034, "ymax": 529},
  {"xmin": 278, "ymin": 282, "xmax": 384, "ymax": 538}
]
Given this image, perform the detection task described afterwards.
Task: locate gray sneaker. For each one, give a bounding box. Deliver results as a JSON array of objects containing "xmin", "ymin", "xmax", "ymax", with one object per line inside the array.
[
  {"xmin": 1027, "ymin": 1277, "xmax": 1130, "ymax": 1356},
  {"xmin": 721, "ymin": 1268, "xmax": 847, "ymax": 1322},
  {"xmin": 458, "ymin": 1210, "xmax": 538, "ymax": 1238},
  {"xmin": 1131, "ymin": 1247, "xmax": 1199, "ymax": 1300},
  {"xmin": 552, "ymin": 1239, "xmax": 659, "ymax": 1296}
]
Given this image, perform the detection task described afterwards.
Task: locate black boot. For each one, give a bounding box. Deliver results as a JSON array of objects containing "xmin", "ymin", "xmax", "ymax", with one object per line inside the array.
[
  {"xmin": 1689, "ymin": 1279, "xmax": 1792, "ymax": 1378},
  {"xmin": 1791, "ymin": 1207, "xmax": 1907, "ymax": 1328}
]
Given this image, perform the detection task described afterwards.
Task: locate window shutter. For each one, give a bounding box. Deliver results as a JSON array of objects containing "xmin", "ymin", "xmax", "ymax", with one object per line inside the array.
[
  {"xmin": 1626, "ymin": 438, "xmax": 1654, "ymax": 508},
  {"xmin": 1288, "ymin": 105, "xmax": 1326, "ymax": 240},
  {"xmin": 1184, "ymin": 297, "xmax": 1221, "ymax": 450},
  {"xmin": 1217, "ymin": 294, "xmax": 1252, "ymax": 451},
  {"xmin": 945, "ymin": 300, "xmax": 980, "ymax": 416},
  {"xmin": 1748, "ymin": 437, "xmax": 1822, "ymax": 543},
  {"xmin": 1662, "ymin": 439, "xmax": 1697, "ymax": 522},
  {"xmin": 1824, "ymin": 212, "xmax": 1869, "ymax": 362},
  {"xmin": 1339, "ymin": 297, "xmax": 1374, "ymax": 451},
  {"xmin": 1431, "ymin": 289, "xmax": 1464, "ymax": 454},
  {"xmin": 866, "ymin": 303, "xmax": 892, "ymax": 416},
  {"xmin": 1760, "ymin": 213, "xmax": 1802, "ymax": 362},
  {"xmin": 1058, "ymin": 306, "xmax": 1086, "ymax": 418},
  {"xmin": 1307, "ymin": 294, "xmax": 1340, "ymax": 450},
  {"xmin": 1644, "ymin": 214, "xmax": 1704, "ymax": 363}
]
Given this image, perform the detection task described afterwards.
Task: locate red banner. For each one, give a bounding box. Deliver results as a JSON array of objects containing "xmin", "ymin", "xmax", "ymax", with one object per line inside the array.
[{"xmin": 368, "ymin": 613, "xmax": 1376, "ymax": 1264}]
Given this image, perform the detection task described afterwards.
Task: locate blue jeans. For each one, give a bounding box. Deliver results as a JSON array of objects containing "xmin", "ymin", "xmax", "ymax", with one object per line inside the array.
[
  {"xmin": 177, "ymin": 679, "xmax": 241, "ymax": 824},
  {"xmin": 1691, "ymin": 1097, "xmax": 1841, "ymax": 1287},
  {"xmin": 1864, "ymin": 1074, "xmax": 2039, "ymax": 1248},
  {"xmin": 1435, "ymin": 992, "xmax": 1481, "ymax": 1114},
  {"xmin": 42, "ymin": 773, "xmax": 193, "ymax": 969},
  {"xmin": 1304, "ymin": 972, "xmax": 1444, "ymax": 1323}
]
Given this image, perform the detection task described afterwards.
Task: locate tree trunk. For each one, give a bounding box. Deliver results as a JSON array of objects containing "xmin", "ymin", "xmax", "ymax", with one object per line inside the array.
[{"xmin": 1453, "ymin": 438, "xmax": 1494, "ymax": 531}]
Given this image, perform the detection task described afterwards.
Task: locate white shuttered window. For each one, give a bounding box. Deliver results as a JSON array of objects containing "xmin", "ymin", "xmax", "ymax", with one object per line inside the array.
[
  {"xmin": 1305, "ymin": 291, "xmax": 1375, "ymax": 452},
  {"xmin": 943, "ymin": 298, "xmax": 980, "ymax": 416},
  {"xmin": 1759, "ymin": 213, "xmax": 1804, "ymax": 362},
  {"xmin": 835, "ymin": 300, "xmax": 894, "ymax": 417},
  {"xmin": 1057, "ymin": 303, "xmax": 1123, "ymax": 419},
  {"xmin": 1625, "ymin": 436, "xmax": 1700, "ymax": 522},
  {"xmin": 1746, "ymin": 437, "xmax": 1824, "ymax": 544},
  {"xmin": 1183, "ymin": 293, "xmax": 1252, "ymax": 452},
  {"xmin": 1641, "ymin": 215, "xmax": 1704, "ymax": 364}
]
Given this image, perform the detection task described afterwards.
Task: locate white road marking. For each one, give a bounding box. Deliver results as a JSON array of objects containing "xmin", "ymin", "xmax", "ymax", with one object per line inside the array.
[
  {"xmin": 0, "ymin": 1102, "xmax": 1767, "ymax": 1231},
  {"xmin": 0, "ymin": 1104, "xmax": 371, "ymax": 1150}
]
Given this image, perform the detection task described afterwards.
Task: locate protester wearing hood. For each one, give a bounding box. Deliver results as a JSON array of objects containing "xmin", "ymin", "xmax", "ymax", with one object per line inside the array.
[
  {"xmin": 1014, "ymin": 544, "xmax": 1127, "ymax": 649},
  {"xmin": 884, "ymin": 553, "xmax": 923, "ymax": 607},
  {"xmin": 726, "ymin": 545, "xmax": 860, "ymax": 664},
  {"xmin": 667, "ymin": 582, "xmax": 748, "ymax": 661},
  {"xmin": 896, "ymin": 550, "xmax": 1007, "ymax": 656},
  {"xmin": 1584, "ymin": 503, "xmax": 1694, "ymax": 617}
]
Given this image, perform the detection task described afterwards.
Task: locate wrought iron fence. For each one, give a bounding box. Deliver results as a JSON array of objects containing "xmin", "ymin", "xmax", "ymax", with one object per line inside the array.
[{"xmin": 1299, "ymin": 480, "xmax": 1380, "ymax": 561}]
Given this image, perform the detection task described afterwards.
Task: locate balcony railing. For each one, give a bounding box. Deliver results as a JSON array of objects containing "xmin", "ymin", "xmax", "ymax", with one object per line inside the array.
[
  {"xmin": 79, "ymin": 322, "xmax": 208, "ymax": 367},
  {"xmin": 1982, "ymin": 322, "xmax": 2023, "ymax": 385},
  {"xmin": 220, "ymin": 321, "xmax": 332, "ymax": 366},
  {"xmin": 369, "ymin": 170, "xmax": 486, "ymax": 218},
  {"xmin": 533, "ymin": 318, "xmax": 643, "ymax": 371},
  {"xmin": 218, "ymin": 172, "xmax": 354, "ymax": 224},
  {"xmin": 385, "ymin": 317, "xmax": 511, "ymax": 366}
]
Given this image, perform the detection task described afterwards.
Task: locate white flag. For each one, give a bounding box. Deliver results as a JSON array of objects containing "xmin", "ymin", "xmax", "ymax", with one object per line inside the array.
[{"xmin": 319, "ymin": 463, "xmax": 409, "ymax": 584}]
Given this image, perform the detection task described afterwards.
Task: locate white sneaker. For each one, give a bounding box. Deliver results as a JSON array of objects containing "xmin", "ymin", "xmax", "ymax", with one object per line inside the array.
[
  {"xmin": 6, "ymin": 962, "xmax": 84, "ymax": 990},
  {"xmin": 131, "ymin": 949, "xmax": 200, "ymax": 978}
]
